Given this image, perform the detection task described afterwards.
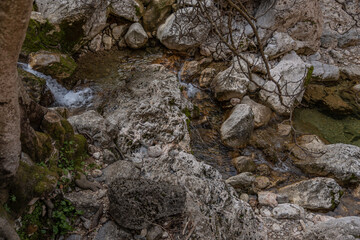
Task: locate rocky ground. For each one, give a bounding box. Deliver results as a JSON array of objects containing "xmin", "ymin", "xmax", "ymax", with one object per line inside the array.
[{"xmin": 2, "ymin": 0, "xmax": 360, "ymax": 239}]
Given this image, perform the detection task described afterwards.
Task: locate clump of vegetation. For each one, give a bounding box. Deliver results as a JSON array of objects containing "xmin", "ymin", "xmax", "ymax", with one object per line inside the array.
[{"xmin": 16, "ymin": 199, "xmax": 83, "ymax": 240}]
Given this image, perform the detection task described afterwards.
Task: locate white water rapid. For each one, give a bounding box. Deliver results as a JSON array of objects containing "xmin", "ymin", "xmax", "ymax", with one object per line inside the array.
[{"xmin": 18, "ymin": 62, "xmax": 93, "ymax": 108}]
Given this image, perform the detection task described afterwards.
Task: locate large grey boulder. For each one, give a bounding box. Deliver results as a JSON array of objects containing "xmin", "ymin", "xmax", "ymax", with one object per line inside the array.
[
  {"xmin": 290, "ymin": 135, "xmax": 360, "ymax": 183},
  {"xmin": 68, "ymin": 110, "xmax": 116, "ymax": 148},
  {"xmin": 304, "ymin": 216, "xmax": 360, "ymax": 240},
  {"xmin": 125, "ymin": 23, "xmax": 148, "ymax": 49},
  {"xmin": 157, "ymin": 7, "xmax": 211, "ymax": 51},
  {"xmin": 259, "ymin": 51, "xmax": 307, "ymax": 115},
  {"xmin": 221, "ymin": 104, "xmax": 254, "ymax": 148},
  {"xmin": 272, "ymin": 203, "xmax": 305, "ymax": 220},
  {"xmin": 211, "ymin": 64, "xmax": 249, "ymax": 101},
  {"xmin": 241, "ymin": 96, "xmax": 272, "ymax": 128},
  {"xmin": 110, "ymin": 0, "xmax": 144, "ymax": 22},
  {"xmin": 256, "ymin": 0, "xmax": 323, "ymax": 52},
  {"xmin": 278, "ymin": 177, "xmax": 342, "ymax": 211}
]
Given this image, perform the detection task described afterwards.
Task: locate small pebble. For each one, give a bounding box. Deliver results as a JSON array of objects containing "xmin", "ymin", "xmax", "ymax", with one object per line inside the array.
[{"xmin": 92, "ymin": 169, "xmax": 103, "ymax": 178}]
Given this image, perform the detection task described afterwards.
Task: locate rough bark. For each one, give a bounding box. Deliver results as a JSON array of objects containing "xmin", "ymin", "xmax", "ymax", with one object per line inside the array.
[{"xmin": 0, "ymin": 0, "xmax": 33, "ymax": 187}]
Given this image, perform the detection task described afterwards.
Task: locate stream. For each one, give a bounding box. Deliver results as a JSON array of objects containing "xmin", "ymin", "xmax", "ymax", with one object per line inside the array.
[{"xmin": 20, "ymin": 48, "xmax": 360, "ymax": 218}]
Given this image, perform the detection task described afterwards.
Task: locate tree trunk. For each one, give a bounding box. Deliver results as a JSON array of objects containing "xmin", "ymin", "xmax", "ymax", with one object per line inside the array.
[{"xmin": 0, "ymin": 0, "xmax": 33, "ymax": 187}]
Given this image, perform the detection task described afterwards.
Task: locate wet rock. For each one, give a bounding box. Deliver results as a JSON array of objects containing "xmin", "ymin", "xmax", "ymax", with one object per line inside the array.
[
  {"xmin": 304, "ymin": 216, "xmax": 360, "ymax": 240},
  {"xmin": 29, "ymin": 51, "xmax": 60, "ymax": 69},
  {"xmin": 258, "ymin": 191, "xmax": 278, "ymax": 207},
  {"xmin": 277, "ymin": 123, "xmax": 291, "ymax": 136},
  {"xmin": 110, "ymin": 0, "xmax": 144, "ymax": 22},
  {"xmin": 259, "ymin": 51, "xmax": 307, "ymax": 115},
  {"xmin": 232, "ymin": 156, "xmax": 256, "ymax": 173},
  {"xmin": 157, "ymin": 7, "xmax": 210, "ymax": 51},
  {"xmin": 211, "ymin": 64, "xmax": 249, "ymax": 101},
  {"xmin": 278, "ymin": 177, "xmax": 342, "ymax": 211},
  {"xmin": 64, "ymin": 189, "xmax": 106, "ymax": 218},
  {"xmin": 143, "ymin": 0, "xmax": 175, "ymax": 32},
  {"xmin": 221, "ymin": 104, "xmax": 254, "ymax": 148},
  {"xmin": 199, "ymin": 68, "xmax": 216, "ymax": 88},
  {"xmin": 240, "ymin": 193, "xmax": 249, "ymax": 203},
  {"xmin": 94, "ymin": 221, "xmax": 133, "ymax": 240},
  {"xmin": 125, "ymin": 23, "xmax": 148, "ymax": 49},
  {"xmin": 241, "ymin": 96, "xmax": 272, "ymax": 128},
  {"xmin": 225, "ymin": 172, "xmax": 255, "ymax": 192},
  {"xmin": 68, "ymin": 110, "xmax": 116, "ymax": 149},
  {"xmin": 109, "ymin": 178, "xmax": 186, "ymax": 230},
  {"xmin": 180, "ymin": 60, "xmax": 200, "ymax": 80},
  {"xmin": 290, "ymin": 135, "xmax": 360, "ymax": 183},
  {"xmin": 98, "ymin": 160, "xmax": 140, "ymax": 185},
  {"xmin": 272, "ymin": 203, "xmax": 305, "ymax": 220}
]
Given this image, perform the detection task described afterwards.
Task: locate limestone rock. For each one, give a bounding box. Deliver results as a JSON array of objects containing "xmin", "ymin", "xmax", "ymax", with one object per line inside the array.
[
  {"xmin": 157, "ymin": 7, "xmax": 211, "ymax": 51},
  {"xmin": 143, "ymin": 0, "xmax": 175, "ymax": 32},
  {"xmin": 226, "ymin": 172, "xmax": 255, "ymax": 192},
  {"xmin": 304, "ymin": 216, "xmax": 360, "ymax": 240},
  {"xmin": 241, "ymin": 96, "xmax": 272, "ymax": 128},
  {"xmin": 259, "ymin": 51, "xmax": 307, "ymax": 115},
  {"xmin": 258, "ymin": 191, "xmax": 278, "ymax": 207},
  {"xmin": 111, "ymin": 24, "xmax": 129, "ymax": 40},
  {"xmin": 290, "ymin": 135, "xmax": 360, "ymax": 183},
  {"xmin": 102, "ymin": 34, "xmax": 113, "ymax": 50},
  {"xmin": 232, "ymin": 156, "xmax": 256, "ymax": 173},
  {"xmin": 221, "ymin": 104, "xmax": 254, "ymax": 148},
  {"xmin": 264, "ymin": 32, "xmax": 298, "ymax": 59},
  {"xmin": 125, "ymin": 23, "xmax": 148, "ymax": 49},
  {"xmin": 272, "ymin": 203, "xmax": 305, "ymax": 220},
  {"xmin": 109, "ymin": 178, "xmax": 186, "ymax": 230},
  {"xmin": 212, "ymin": 65, "xmax": 249, "ymax": 101},
  {"xmin": 278, "ymin": 177, "xmax": 342, "ymax": 211},
  {"xmin": 110, "ymin": 0, "xmax": 144, "ymax": 22},
  {"xmin": 98, "ymin": 160, "xmax": 140, "ymax": 185},
  {"xmin": 89, "ymin": 34, "xmax": 103, "ymax": 52},
  {"xmin": 68, "ymin": 110, "xmax": 116, "ymax": 148}
]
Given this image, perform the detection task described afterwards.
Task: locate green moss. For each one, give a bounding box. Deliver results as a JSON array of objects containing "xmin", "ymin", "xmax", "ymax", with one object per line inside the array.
[
  {"xmin": 304, "ymin": 65, "xmax": 314, "ymax": 86},
  {"xmin": 182, "ymin": 107, "xmax": 192, "ymax": 119},
  {"xmin": 22, "ymin": 18, "xmax": 85, "ymax": 55},
  {"xmin": 72, "ymin": 134, "xmax": 88, "ymax": 169},
  {"xmin": 35, "ymin": 131, "xmax": 53, "ymax": 162},
  {"xmin": 8, "ymin": 162, "xmax": 58, "ymax": 216},
  {"xmin": 61, "ymin": 119, "xmax": 75, "ymax": 141},
  {"xmin": 18, "ymin": 67, "xmax": 46, "ymax": 103},
  {"xmin": 41, "ymin": 55, "xmax": 77, "ymax": 80}
]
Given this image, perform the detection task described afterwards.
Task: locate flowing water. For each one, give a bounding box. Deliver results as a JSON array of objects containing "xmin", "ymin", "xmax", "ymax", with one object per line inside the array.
[{"xmin": 18, "ymin": 62, "xmax": 93, "ymax": 108}]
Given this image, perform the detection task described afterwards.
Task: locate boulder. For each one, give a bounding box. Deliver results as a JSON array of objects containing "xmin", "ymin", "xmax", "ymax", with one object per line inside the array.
[
  {"xmin": 290, "ymin": 135, "xmax": 360, "ymax": 183},
  {"xmin": 226, "ymin": 172, "xmax": 255, "ymax": 192},
  {"xmin": 98, "ymin": 160, "xmax": 140, "ymax": 185},
  {"xmin": 68, "ymin": 110, "xmax": 116, "ymax": 148},
  {"xmin": 304, "ymin": 216, "xmax": 360, "ymax": 240},
  {"xmin": 211, "ymin": 64, "xmax": 249, "ymax": 101},
  {"xmin": 199, "ymin": 68, "xmax": 216, "ymax": 88},
  {"xmin": 89, "ymin": 34, "xmax": 103, "ymax": 52},
  {"xmin": 241, "ymin": 96, "xmax": 272, "ymax": 128},
  {"xmin": 111, "ymin": 24, "xmax": 129, "ymax": 41},
  {"xmin": 256, "ymin": 0, "xmax": 323, "ymax": 52},
  {"xmin": 110, "ymin": 0, "xmax": 144, "ymax": 22},
  {"xmin": 264, "ymin": 32, "xmax": 298, "ymax": 59},
  {"xmin": 102, "ymin": 34, "xmax": 113, "ymax": 50},
  {"xmin": 125, "ymin": 23, "xmax": 148, "ymax": 49},
  {"xmin": 220, "ymin": 104, "xmax": 254, "ymax": 148},
  {"xmin": 259, "ymin": 51, "xmax": 307, "ymax": 115},
  {"xmin": 109, "ymin": 178, "xmax": 186, "ymax": 230},
  {"xmin": 278, "ymin": 177, "xmax": 342, "ymax": 211},
  {"xmin": 157, "ymin": 7, "xmax": 211, "ymax": 51},
  {"xmin": 143, "ymin": 0, "xmax": 175, "ymax": 32},
  {"xmin": 258, "ymin": 191, "xmax": 278, "ymax": 207},
  {"xmin": 272, "ymin": 203, "xmax": 305, "ymax": 220}
]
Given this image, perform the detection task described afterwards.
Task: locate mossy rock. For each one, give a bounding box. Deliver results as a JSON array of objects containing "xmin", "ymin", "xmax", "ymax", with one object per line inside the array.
[
  {"xmin": 18, "ymin": 68, "xmax": 47, "ymax": 103},
  {"xmin": 41, "ymin": 111, "xmax": 74, "ymax": 146},
  {"xmin": 8, "ymin": 161, "xmax": 58, "ymax": 216},
  {"xmin": 40, "ymin": 55, "xmax": 77, "ymax": 81},
  {"xmin": 72, "ymin": 134, "xmax": 88, "ymax": 169},
  {"xmin": 22, "ymin": 18, "xmax": 85, "ymax": 55}
]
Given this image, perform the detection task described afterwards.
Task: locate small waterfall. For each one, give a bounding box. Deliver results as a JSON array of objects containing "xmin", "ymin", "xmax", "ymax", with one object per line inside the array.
[{"xmin": 18, "ymin": 62, "xmax": 93, "ymax": 108}]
